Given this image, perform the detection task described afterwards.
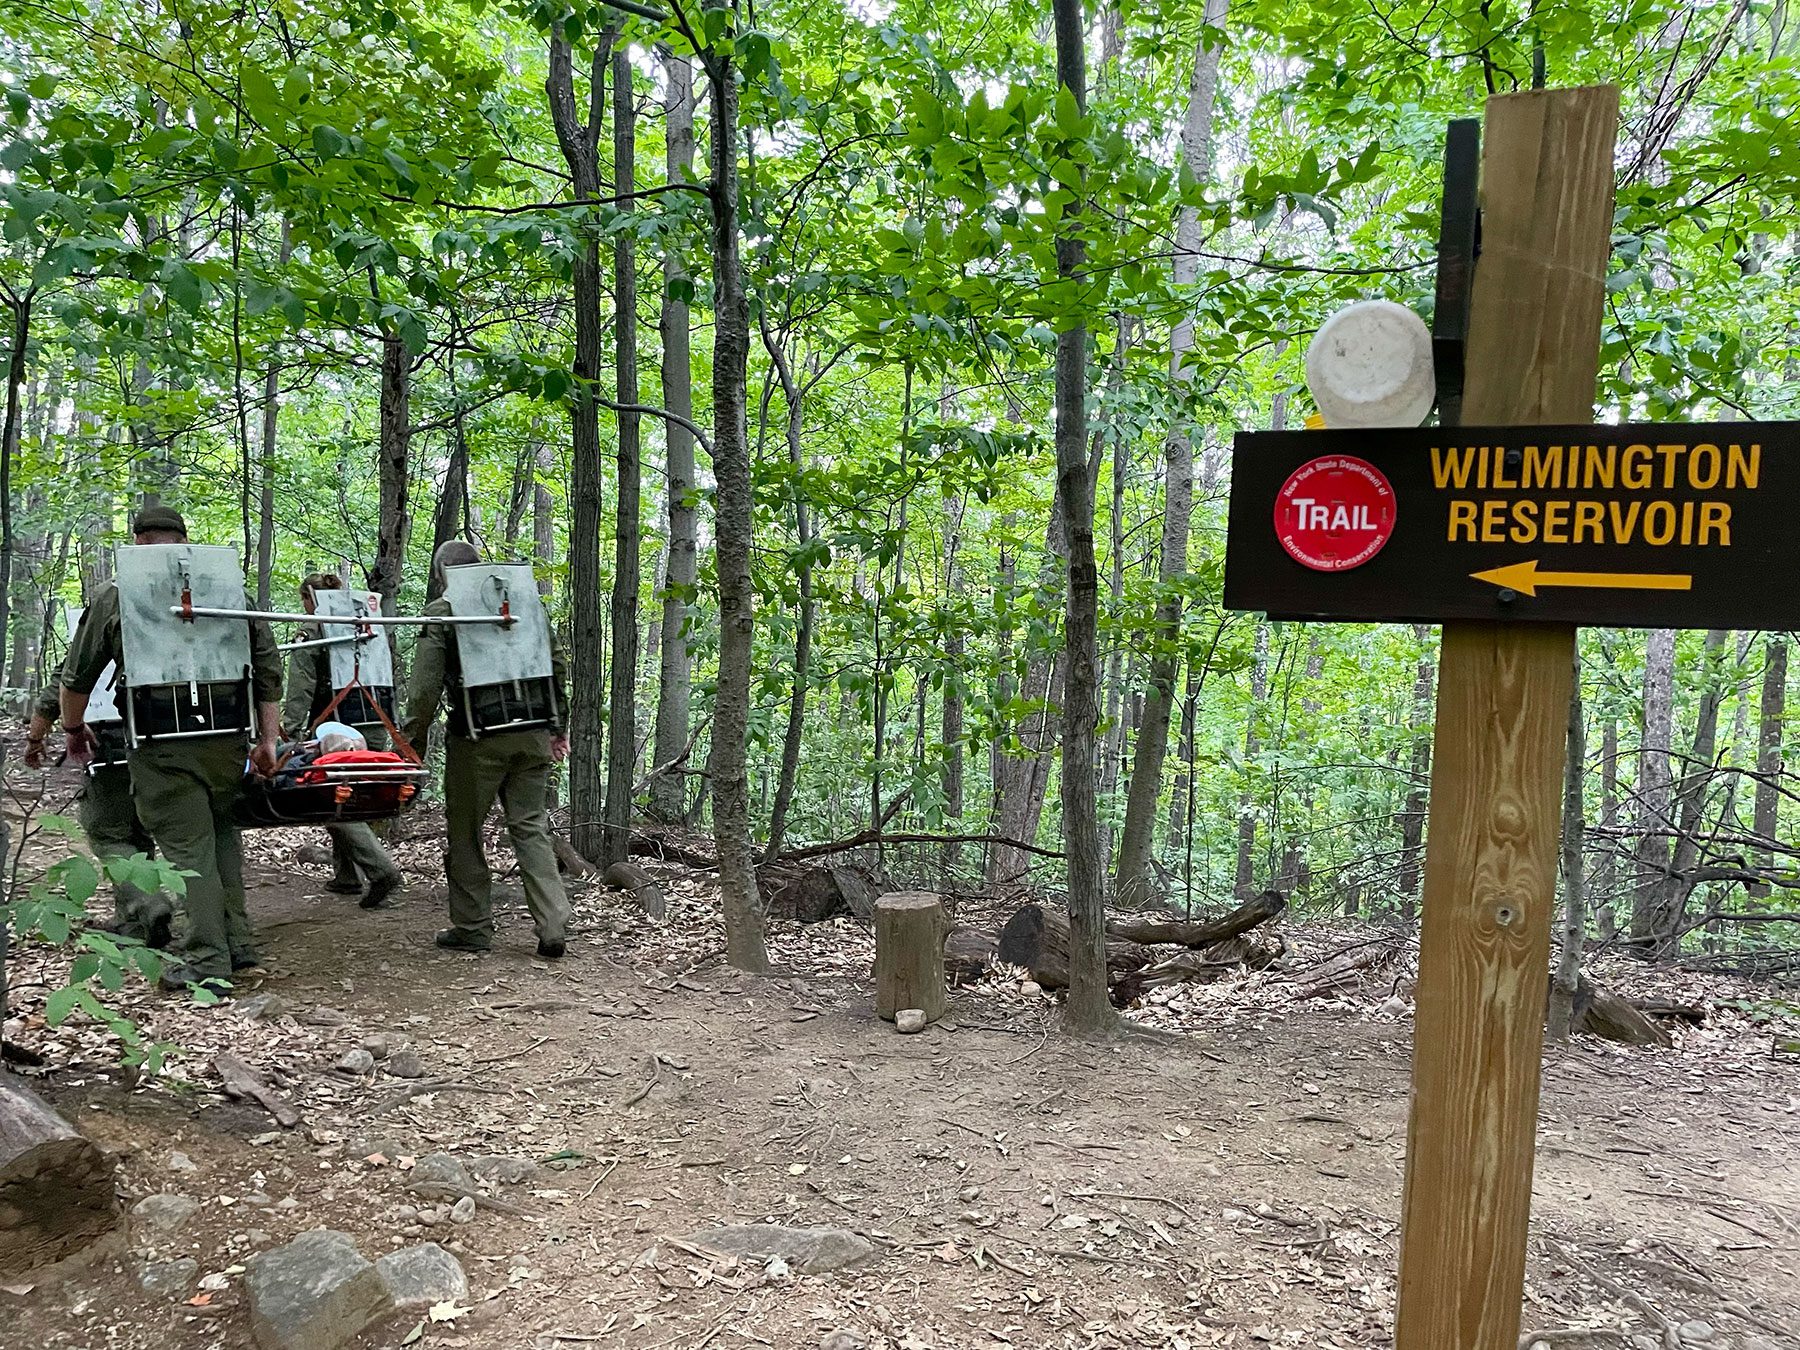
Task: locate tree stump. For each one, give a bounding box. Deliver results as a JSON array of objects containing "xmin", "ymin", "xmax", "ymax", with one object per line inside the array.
[
  {"xmin": 603, "ymin": 861, "xmax": 667, "ymax": 920},
  {"xmin": 873, "ymin": 892, "xmax": 949, "ymax": 1025},
  {"xmin": 0, "ymin": 1072, "xmax": 119, "ymax": 1274}
]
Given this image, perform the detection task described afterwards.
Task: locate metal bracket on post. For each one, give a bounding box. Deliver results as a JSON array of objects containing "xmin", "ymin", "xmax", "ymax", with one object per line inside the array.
[{"xmin": 1433, "ymin": 117, "xmax": 1481, "ymax": 428}]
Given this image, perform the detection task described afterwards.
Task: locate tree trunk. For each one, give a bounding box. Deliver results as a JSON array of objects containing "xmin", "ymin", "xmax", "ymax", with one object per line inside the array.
[
  {"xmin": 706, "ymin": 24, "xmax": 770, "ymax": 972},
  {"xmin": 1234, "ymin": 622, "xmax": 1270, "ymax": 897},
  {"xmin": 1112, "ymin": 0, "xmax": 1227, "ymax": 907},
  {"xmin": 0, "ymin": 295, "xmax": 32, "ymax": 680},
  {"xmin": 0, "ymin": 1071, "xmax": 118, "ymax": 1275},
  {"xmin": 650, "ymin": 48, "xmax": 699, "ymax": 825},
  {"xmin": 1051, "ymin": 0, "xmax": 1108, "ymax": 1034},
  {"xmin": 940, "ymin": 493, "xmax": 966, "ymax": 878},
  {"xmin": 534, "ymin": 442, "xmax": 555, "ymax": 598},
  {"xmin": 1397, "ymin": 625, "xmax": 1436, "ymax": 921},
  {"xmin": 1596, "ymin": 632, "xmax": 1620, "ymax": 938},
  {"xmin": 254, "ymin": 221, "xmax": 292, "ymax": 609},
  {"xmin": 1632, "ymin": 628, "xmax": 1676, "ymax": 945},
  {"xmin": 759, "ymin": 335, "xmax": 812, "ymax": 863},
  {"xmin": 546, "ymin": 26, "xmax": 610, "ymax": 862},
  {"xmin": 431, "ymin": 419, "xmax": 470, "ymax": 554},
  {"xmin": 1650, "ymin": 630, "xmax": 1730, "ymax": 956},
  {"xmin": 369, "ymin": 325, "xmax": 411, "ymax": 614},
  {"xmin": 1549, "ymin": 649, "xmax": 1587, "ymax": 1041},
  {"xmin": 1752, "ymin": 635, "xmax": 1786, "ymax": 897},
  {"xmin": 603, "ymin": 45, "xmax": 642, "ymax": 871}
]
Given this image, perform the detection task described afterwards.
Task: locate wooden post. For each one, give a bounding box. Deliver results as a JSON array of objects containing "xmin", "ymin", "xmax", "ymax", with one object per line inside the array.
[
  {"xmin": 873, "ymin": 892, "xmax": 949, "ymax": 1025},
  {"xmin": 1395, "ymin": 85, "xmax": 1617, "ymax": 1350}
]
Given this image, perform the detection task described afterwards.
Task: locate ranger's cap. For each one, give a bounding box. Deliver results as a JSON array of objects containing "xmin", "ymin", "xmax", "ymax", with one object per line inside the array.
[{"xmin": 130, "ymin": 505, "xmax": 188, "ymax": 536}]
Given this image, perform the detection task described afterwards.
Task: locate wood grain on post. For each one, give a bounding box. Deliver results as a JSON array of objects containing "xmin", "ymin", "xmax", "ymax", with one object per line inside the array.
[{"xmin": 1396, "ymin": 85, "xmax": 1618, "ymax": 1350}]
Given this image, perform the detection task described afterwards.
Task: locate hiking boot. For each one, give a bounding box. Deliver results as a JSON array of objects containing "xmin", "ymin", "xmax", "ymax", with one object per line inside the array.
[
  {"xmin": 435, "ymin": 928, "xmax": 492, "ymax": 953},
  {"xmin": 145, "ymin": 913, "xmax": 174, "ymax": 951},
  {"xmin": 536, "ymin": 936, "xmax": 566, "ymax": 960},
  {"xmin": 159, "ymin": 965, "xmax": 231, "ymax": 995},
  {"xmin": 362, "ymin": 871, "xmax": 403, "ymax": 910},
  {"xmin": 325, "ymin": 878, "xmax": 363, "ymax": 896}
]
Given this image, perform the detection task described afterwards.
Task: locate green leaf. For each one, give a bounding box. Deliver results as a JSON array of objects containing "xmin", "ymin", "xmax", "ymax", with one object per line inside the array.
[
  {"xmin": 27, "ymin": 73, "xmax": 59, "ymax": 99},
  {"xmin": 161, "ymin": 261, "xmax": 203, "ymax": 313},
  {"xmin": 46, "ymin": 986, "xmax": 81, "ymax": 1026}
]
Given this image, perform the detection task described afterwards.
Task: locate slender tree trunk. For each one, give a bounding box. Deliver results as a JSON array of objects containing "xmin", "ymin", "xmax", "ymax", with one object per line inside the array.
[
  {"xmin": 941, "ymin": 493, "xmax": 966, "ymax": 878},
  {"xmin": 0, "ymin": 294, "xmax": 32, "ymax": 680},
  {"xmin": 1752, "ymin": 635, "xmax": 1787, "ymax": 897},
  {"xmin": 504, "ymin": 439, "xmax": 535, "ymax": 551},
  {"xmin": 254, "ymin": 222, "xmax": 293, "ymax": 609},
  {"xmin": 1233, "ymin": 623, "xmax": 1270, "ymax": 897},
  {"xmin": 651, "ymin": 48, "xmax": 699, "ymax": 824},
  {"xmin": 546, "ymin": 26, "xmax": 610, "ymax": 860},
  {"xmin": 534, "ymin": 444, "xmax": 556, "ymax": 598},
  {"xmin": 1597, "ymin": 635, "xmax": 1620, "ymax": 938},
  {"xmin": 1051, "ymin": 0, "xmax": 1109, "ymax": 1033},
  {"xmin": 432, "ymin": 423, "xmax": 471, "ymax": 554},
  {"xmin": 1651, "ymin": 630, "xmax": 1729, "ymax": 955},
  {"xmin": 1396, "ymin": 625, "xmax": 1436, "ymax": 921},
  {"xmin": 1548, "ymin": 648, "xmax": 1587, "ymax": 1041},
  {"xmin": 1113, "ymin": 3, "xmax": 1227, "ymax": 905},
  {"xmin": 759, "ymin": 336, "xmax": 813, "ymax": 863},
  {"xmin": 602, "ymin": 46, "xmax": 642, "ymax": 870},
  {"xmin": 369, "ymin": 326, "xmax": 411, "ymax": 614},
  {"xmin": 1632, "ymin": 628, "xmax": 1676, "ymax": 945},
  {"xmin": 705, "ymin": 20, "xmax": 770, "ymax": 972}
]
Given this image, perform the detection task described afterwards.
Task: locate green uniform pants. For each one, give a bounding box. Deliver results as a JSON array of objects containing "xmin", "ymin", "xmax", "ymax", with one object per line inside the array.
[
  {"xmin": 129, "ymin": 736, "xmax": 257, "ymax": 981},
  {"xmin": 442, "ymin": 729, "xmax": 569, "ymax": 945},
  {"xmin": 328, "ymin": 822, "xmax": 402, "ymax": 888},
  {"xmin": 79, "ymin": 764, "xmax": 172, "ymax": 938}
]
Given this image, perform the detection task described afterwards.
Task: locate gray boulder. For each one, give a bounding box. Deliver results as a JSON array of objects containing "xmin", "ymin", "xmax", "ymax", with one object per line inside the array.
[
  {"xmin": 244, "ymin": 1229, "xmax": 391, "ymax": 1350},
  {"xmin": 468, "ymin": 1155, "xmax": 538, "ymax": 1186},
  {"xmin": 376, "ymin": 1243, "xmax": 468, "ymax": 1309},
  {"xmin": 133, "ymin": 1193, "xmax": 200, "ymax": 1230},
  {"xmin": 687, "ymin": 1223, "xmax": 873, "ymax": 1274},
  {"xmin": 407, "ymin": 1153, "xmax": 472, "ymax": 1194},
  {"xmin": 139, "ymin": 1257, "xmax": 200, "ymax": 1297}
]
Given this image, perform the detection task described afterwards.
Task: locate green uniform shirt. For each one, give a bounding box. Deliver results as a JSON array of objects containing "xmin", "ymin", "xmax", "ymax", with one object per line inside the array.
[
  {"xmin": 281, "ymin": 626, "xmax": 330, "ymax": 736},
  {"xmin": 61, "ymin": 581, "xmax": 282, "ymax": 707},
  {"xmin": 403, "ymin": 596, "xmax": 568, "ymax": 750}
]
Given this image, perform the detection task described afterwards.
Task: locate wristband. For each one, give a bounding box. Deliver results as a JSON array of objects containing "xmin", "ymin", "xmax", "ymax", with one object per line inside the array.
[{"xmin": 62, "ymin": 722, "xmax": 86, "ymax": 734}]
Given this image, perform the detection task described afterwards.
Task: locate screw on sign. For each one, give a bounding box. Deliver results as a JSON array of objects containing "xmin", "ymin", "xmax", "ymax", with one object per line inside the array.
[{"xmin": 1273, "ymin": 455, "xmax": 1396, "ymax": 572}]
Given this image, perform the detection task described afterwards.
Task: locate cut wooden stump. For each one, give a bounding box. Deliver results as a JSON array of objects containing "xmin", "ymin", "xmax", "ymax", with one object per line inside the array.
[
  {"xmin": 943, "ymin": 927, "xmax": 997, "ymax": 985},
  {"xmin": 1104, "ymin": 890, "xmax": 1287, "ymax": 948},
  {"xmin": 0, "ymin": 1071, "xmax": 120, "ymax": 1274},
  {"xmin": 873, "ymin": 892, "xmax": 949, "ymax": 1025},
  {"xmin": 997, "ymin": 903, "xmax": 1151, "ymax": 991},
  {"xmin": 603, "ymin": 861, "xmax": 667, "ymax": 921}
]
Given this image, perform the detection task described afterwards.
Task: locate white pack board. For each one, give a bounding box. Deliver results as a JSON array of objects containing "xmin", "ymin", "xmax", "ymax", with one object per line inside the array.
[
  {"xmin": 65, "ymin": 606, "xmax": 122, "ymax": 724},
  {"xmin": 441, "ymin": 562, "xmax": 552, "ymax": 688},
  {"xmin": 116, "ymin": 544, "xmax": 251, "ymax": 688},
  {"xmin": 313, "ymin": 588, "xmax": 394, "ymax": 692}
]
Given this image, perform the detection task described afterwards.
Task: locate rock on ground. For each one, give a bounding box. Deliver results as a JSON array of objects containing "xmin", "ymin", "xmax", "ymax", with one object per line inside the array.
[
  {"xmin": 244, "ymin": 1229, "xmax": 391, "ymax": 1350},
  {"xmin": 895, "ymin": 1009, "xmax": 927, "ymax": 1034},
  {"xmin": 468, "ymin": 1155, "xmax": 537, "ymax": 1186},
  {"xmin": 138, "ymin": 1257, "xmax": 199, "ymax": 1297},
  {"xmin": 385, "ymin": 1049, "xmax": 426, "ymax": 1079},
  {"xmin": 132, "ymin": 1194, "xmax": 199, "ymax": 1230},
  {"xmin": 407, "ymin": 1154, "xmax": 472, "ymax": 1194},
  {"xmin": 376, "ymin": 1243, "xmax": 468, "ymax": 1309},
  {"xmin": 687, "ymin": 1224, "xmax": 873, "ymax": 1274}
]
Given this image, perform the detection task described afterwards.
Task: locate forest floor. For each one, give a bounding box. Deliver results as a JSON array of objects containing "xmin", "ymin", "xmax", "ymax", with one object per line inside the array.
[{"xmin": 3, "ymin": 777, "xmax": 1800, "ymax": 1350}]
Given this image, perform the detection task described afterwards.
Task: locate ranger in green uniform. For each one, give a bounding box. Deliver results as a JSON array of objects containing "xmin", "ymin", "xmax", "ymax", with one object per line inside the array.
[
  {"xmin": 24, "ymin": 682, "xmax": 172, "ymax": 948},
  {"xmin": 282, "ymin": 572, "xmax": 405, "ymax": 909},
  {"xmin": 403, "ymin": 540, "xmax": 571, "ymax": 959},
  {"xmin": 59, "ymin": 506, "xmax": 284, "ymax": 990}
]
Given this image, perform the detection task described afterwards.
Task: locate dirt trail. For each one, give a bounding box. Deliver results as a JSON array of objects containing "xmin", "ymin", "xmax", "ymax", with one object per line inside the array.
[{"xmin": 4, "ymin": 817, "xmax": 1799, "ymax": 1350}]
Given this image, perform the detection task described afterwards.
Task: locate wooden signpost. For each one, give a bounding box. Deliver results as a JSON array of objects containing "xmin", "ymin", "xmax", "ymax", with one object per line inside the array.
[{"xmin": 1224, "ymin": 86, "xmax": 1627, "ymax": 1350}]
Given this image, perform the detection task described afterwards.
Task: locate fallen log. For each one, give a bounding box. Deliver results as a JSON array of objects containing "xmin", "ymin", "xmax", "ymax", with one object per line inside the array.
[
  {"xmin": 1111, "ymin": 933, "xmax": 1287, "ymax": 1007},
  {"xmin": 1565, "ymin": 975, "xmax": 1673, "ymax": 1048},
  {"xmin": 629, "ymin": 831, "xmax": 716, "ymax": 869},
  {"xmin": 551, "ymin": 834, "xmax": 596, "ymax": 879},
  {"xmin": 1104, "ymin": 890, "xmax": 1287, "ymax": 948},
  {"xmin": 603, "ymin": 861, "xmax": 667, "ymax": 921},
  {"xmin": 1284, "ymin": 937, "xmax": 1404, "ymax": 999},
  {"xmin": 996, "ymin": 904, "xmax": 1152, "ymax": 990},
  {"xmin": 0, "ymin": 1072, "xmax": 119, "ymax": 1274},
  {"xmin": 1629, "ymin": 998, "xmax": 1704, "ymax": 1026},
  {"xmin": 214, "ymin": 1053, "xmax": 303, "ymax": 1129},
  {"xmin": 762, "ymin": 865, "xmax": 880, "ymax": 924},
  {"xmin": 943, "ymin": 927, "xmax": 997, "ymax": 985}
]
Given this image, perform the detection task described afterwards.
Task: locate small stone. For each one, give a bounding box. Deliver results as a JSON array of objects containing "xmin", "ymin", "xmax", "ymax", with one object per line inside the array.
[
  {"xmin": 385, "ymin": 1049, "xmax": 426, "ymax": 1080},
  {"xmin": 407, "ymin": 1154, "xmax": 472, "ymax": 1195},
  {"xmin": 468, "ymin": 1156, "xmax": 538, "ymax": 1187},
  {"xmin": 133, "ymin": 1194, "xmax": 200, "ymax": 1230},
  {"xmin": 166, "ymin": 1151, "xmax": 198, "ymax": 1173},
  {"xmin": 895, "ymin": 1009, "xmax": 927, "ymax": 1035},
  {"xmin": 244, "ymin": 1192, "xmax": 274, "ymax": 1207},
  {"xmin": 298, "ymin": 1006, "xmax": 350, "ymax": 1027},
  {"xmin": 246, "ymin": 1229, "xmax": 271, "ymax": 1245},
  {"xmin": 396, "ymin": 1206, "xmax": 419, "ymax": 1223},
  {"xmin": 360, "ymin": 1034, "xmax": 391, "ymax": 1061},
  {"xmin": 333, "ymin": 1048, "xmax": 375, "ymax": 1076},
  {"xmin": 958, "ymin": 1186, "xmax": 981, "ymax": 1202},
  {"xmin": 349, "ymin": 1137, "xmax": 405, "ymax": 1162},
  {"xmin": 138, "ymin": 1258, "xmax": 200, "ymax": 1298},
  {"xmin": 449, "ymin": 1196, "xmax": 476, "ymax": 1225},
  {"xmin": 1741, "ymin": 1337, "xmax": 1778, "ymax": 1350},
  {"xmin": 276, "ymin": 1197, "xmax": 300, "ymax": 1211},
  {"xmin": 1678, "ymin": 1322, "xmax": 1715, "ymax": 1345},
  {"xmin": 235, "ymin": 993, "xmax": 289, "ymax": 1022},
  {"xmin": 244, "ymin": 1229, "xmax": 390, "ymax": 1350},
  {"xmin": 687, "ymin": 1224, "xmax": 873, "ymax": 1275},
  {"xmin": 1020, "ymin": 981, "xmax": 1042, "ymax": 997},
  {"xmin": 376, "ymin": 1243, "xmax": 468, "ymax": 1310}
]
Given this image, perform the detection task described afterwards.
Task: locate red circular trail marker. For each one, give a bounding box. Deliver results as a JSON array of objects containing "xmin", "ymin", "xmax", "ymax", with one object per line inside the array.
[{"xmin": 1274, "ymin": 455, "xmax": 1396, "ymax": 572}]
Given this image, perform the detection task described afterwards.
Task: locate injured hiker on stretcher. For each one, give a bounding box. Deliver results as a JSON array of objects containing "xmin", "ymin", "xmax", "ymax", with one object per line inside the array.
[{"xmin": 237, "ymin": 720, "xmax": 427, "ymax": 828}]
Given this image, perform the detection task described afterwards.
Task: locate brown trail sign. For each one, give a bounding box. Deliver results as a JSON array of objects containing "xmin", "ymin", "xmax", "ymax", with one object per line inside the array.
[
  {"xmin": 1222, "ymin": 85, "xmax": 1627, "ymax": 1350},
  {"xmin": 1226, "ymin": 420, "xmax": 1797, "ymax": 628}
]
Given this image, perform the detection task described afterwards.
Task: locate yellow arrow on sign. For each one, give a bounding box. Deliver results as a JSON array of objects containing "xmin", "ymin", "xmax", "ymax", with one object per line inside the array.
[{"xmin": 1471, "ymin": 559, "xmax": 1693, "ymax": 597}]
